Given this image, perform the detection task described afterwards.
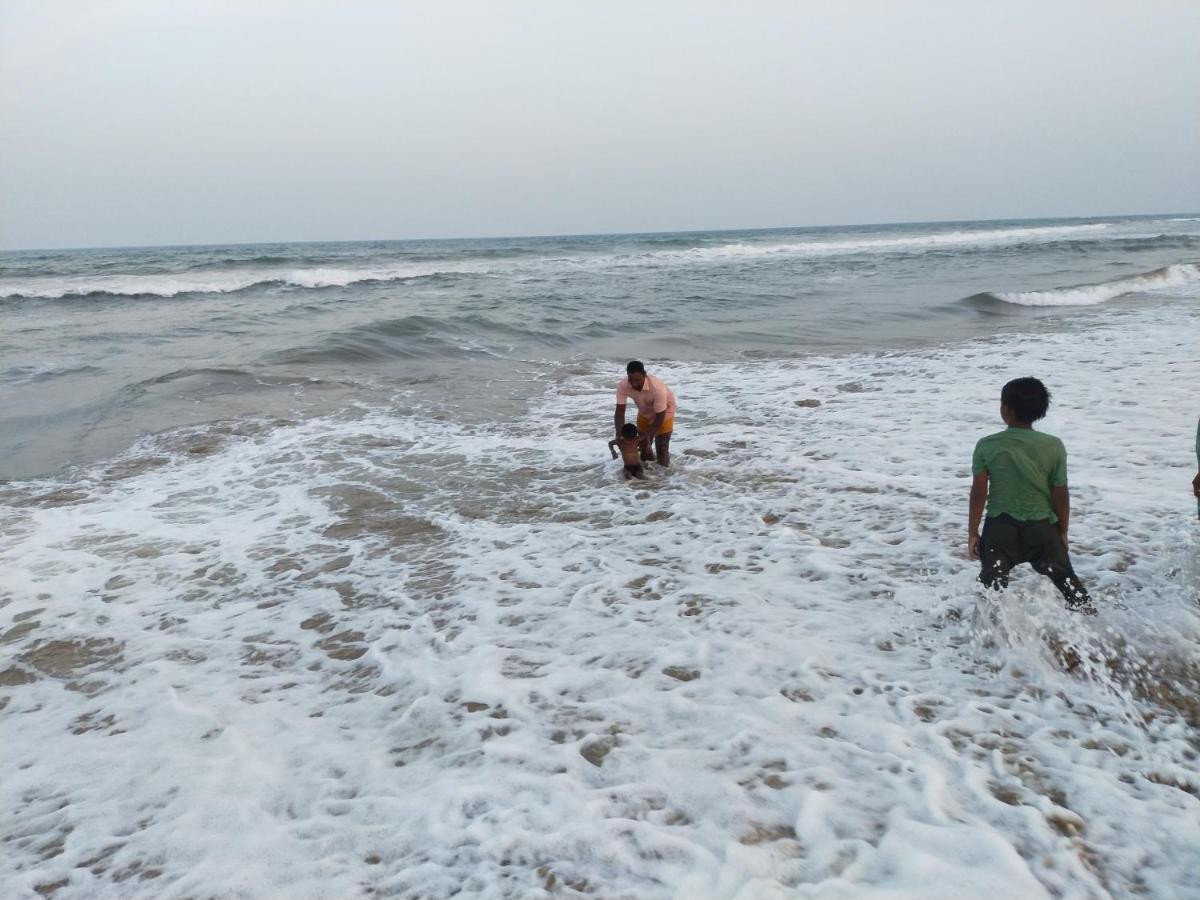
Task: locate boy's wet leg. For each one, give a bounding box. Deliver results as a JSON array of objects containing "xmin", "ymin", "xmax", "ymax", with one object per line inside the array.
[
  {"xmin": 1055, "ymin": 573, "xmax": 1093, "ymax": 611},
  {"xmin": 1038, "ymin": 557, "xmax": 1091, "ymax": 608},
  {"xmin": 1026, "ymin": 523, "xmax": 1093, "ymax": 610},
  {"xmin": 978, "ymin": 515, "xmax": 1018, "ymax": 591},
  {"xmin": 979, "ymin": 550, "xmax": 1014, "ymax": 591}
]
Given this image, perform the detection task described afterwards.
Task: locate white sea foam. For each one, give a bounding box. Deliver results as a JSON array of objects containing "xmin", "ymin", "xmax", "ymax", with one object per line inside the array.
[
  {"xmin": 1, "ymin": 307, "xmax": 1198, "ymax": 897},
  {"xmin": 993, "ymin": 263, "xmax": 1200, "ymax": 307}
]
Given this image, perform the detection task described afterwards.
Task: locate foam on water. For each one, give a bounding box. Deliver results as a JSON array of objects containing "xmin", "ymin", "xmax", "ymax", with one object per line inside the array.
[
  {"xmin": 991, "ymin": 263, "xmax": 1200, "ymax": 307},
  {"xmin": 1, "ymin": 306, "xmax": 1198, "ymax": 898}
]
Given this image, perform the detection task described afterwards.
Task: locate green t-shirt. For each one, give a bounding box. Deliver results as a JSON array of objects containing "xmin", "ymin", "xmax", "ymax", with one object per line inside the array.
[{"xmin": 971, "ymin": 427, "xmax": 1068, "ymax": 523}]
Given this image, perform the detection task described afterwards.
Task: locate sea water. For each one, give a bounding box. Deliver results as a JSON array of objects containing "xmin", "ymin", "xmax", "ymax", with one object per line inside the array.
[{"xmin": 2, "ymin": 216, "xmax": 1198, "ymax": 897}]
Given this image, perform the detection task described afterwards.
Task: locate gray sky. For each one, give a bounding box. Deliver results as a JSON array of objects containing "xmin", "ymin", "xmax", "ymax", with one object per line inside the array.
[{"xmin": 2, "ymin": 0, "xmax": 1198, "ymax": 250}]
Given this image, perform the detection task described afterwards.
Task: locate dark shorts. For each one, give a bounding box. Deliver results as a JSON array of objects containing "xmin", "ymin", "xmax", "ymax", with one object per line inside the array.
[
  {"xmin": 979, "ymin": 513, "xmax": 1090, "ymax": 608},
  {"xmin": 624, "ymin": 463, "xmax": 645, "ymax": 477}
]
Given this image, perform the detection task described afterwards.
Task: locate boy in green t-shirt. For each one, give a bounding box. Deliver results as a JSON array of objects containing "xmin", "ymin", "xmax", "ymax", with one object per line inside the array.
[
  {"xmin": 968, "ymin": 377, "xmax": 1094, "ymax": 612},
  {"xmin": 1193, "ymin": 417, "xmax": 1199, "ymax": 519}
]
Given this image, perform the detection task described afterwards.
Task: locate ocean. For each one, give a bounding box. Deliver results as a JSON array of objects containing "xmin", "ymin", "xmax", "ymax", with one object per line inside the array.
[{"xmin": 2, "ymin": 215, "xmax": 1199, "ymax": 897}]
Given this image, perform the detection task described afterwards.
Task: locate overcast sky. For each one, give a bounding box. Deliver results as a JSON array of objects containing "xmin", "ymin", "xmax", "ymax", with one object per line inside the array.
[{"xmin": 2, "ymin": 0, "xmax": 1198, "ymax": 250}]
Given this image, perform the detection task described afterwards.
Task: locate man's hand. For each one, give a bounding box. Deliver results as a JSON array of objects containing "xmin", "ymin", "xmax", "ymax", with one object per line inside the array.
[
  {"xmin": 1058, "ymin": 526, "xmax": 1069, "ymax": 550},
  {"xmin": 968, "ymin": 532, "xmax": 981, "ymax": 560},
  {"xmin": 1193, "ymin": 471, "xmax": 1200, "ymax": 498}
]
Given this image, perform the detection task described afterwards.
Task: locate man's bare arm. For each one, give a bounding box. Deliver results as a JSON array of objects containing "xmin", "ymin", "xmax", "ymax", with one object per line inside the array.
[
  {"xmin": 1050, "ymin": 485, "xmax": 1070, "ymax": 546},
  {"xmin": 641, "ymin": 410, "xmax": 666, "ymax": 441},
  {"xmin": 968, "ymin": 471, "xmax": 988, "ymax": 559},
  {"xmin": 614, "ymin": 403, "xmax": 626, "ymax": 438}
]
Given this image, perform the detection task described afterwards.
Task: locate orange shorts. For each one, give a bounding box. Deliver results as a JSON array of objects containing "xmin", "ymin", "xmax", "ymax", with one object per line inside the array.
[{"xmin": 636, "ymin": 414, "xmax": 674, "ymax": 436}]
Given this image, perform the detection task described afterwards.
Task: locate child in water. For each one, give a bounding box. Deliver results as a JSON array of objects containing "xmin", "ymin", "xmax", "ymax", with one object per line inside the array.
[
  {"xmin": 609, "ymin": 423, "xmax": 650, "ymax": 480},
  {"xmin": 968, "ymin": 377, "xmax": 1095, "ymax": 613}
]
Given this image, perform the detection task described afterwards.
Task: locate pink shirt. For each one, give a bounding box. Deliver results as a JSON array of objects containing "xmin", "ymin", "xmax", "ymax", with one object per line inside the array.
[{"xmin": 616, "ymin": 374, "xmax": 676, "ymax": 418}]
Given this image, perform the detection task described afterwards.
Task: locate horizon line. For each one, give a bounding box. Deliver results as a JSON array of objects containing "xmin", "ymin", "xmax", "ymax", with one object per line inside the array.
[{"xmin": 2, "ymin": 210, "xmax": 1196, "ymax": 255}]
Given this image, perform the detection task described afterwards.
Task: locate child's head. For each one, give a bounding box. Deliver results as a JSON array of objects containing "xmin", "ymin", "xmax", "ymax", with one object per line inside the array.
[
  {"xmin": 621, "ymin": 423, "xmax": 639, "ymax": 439},
  {"xmin": 1000, "ymin": 377, "xmax": 1050, "ymax": 423}
]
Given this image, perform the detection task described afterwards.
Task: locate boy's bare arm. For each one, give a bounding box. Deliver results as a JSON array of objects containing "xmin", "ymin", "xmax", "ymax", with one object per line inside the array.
[
  {"xmin": 608, "ymin": 439, "xmax": 619, "ymax": 459},
  {"xmin": 1050, "ymin": 485, "xmax": 1070, "ymax": 545},
  {"xmin": 968, "ymin": 471, "xmax": 988, "ymax": 559}
]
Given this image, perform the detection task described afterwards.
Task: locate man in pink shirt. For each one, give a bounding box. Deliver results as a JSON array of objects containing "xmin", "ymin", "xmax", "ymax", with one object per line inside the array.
[{"xmin": 614, "ymin": 360, "xmax": 677, "ymax": 467}]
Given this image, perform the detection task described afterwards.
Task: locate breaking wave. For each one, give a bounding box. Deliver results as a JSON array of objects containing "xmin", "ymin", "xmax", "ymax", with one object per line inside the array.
[{"xmin": 977, "ymin": 263, "xmax": 1200, "ymax": 307}]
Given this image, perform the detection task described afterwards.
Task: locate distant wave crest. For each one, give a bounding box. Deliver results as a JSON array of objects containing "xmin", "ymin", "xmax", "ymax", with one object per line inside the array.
[
  {"xmin": 0, "ymin": 263, "xmax": 488, "ymax": 300},
  {"xmin": 982, "ymin": 263, "xmax": 1200, "ymax": 307},
  {"xmin": 663, "ymin": 223, "xmax": 1113, "ymax": 264},
  {"xmin": 2, "ymin": 223, "xmax": 1134, "ymax": 300}
]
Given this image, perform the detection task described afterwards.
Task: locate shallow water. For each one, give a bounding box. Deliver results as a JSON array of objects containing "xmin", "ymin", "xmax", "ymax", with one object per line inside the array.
[{"xmin": 2, "ymin": 218, "xmax": 1199, "ymax": 898}]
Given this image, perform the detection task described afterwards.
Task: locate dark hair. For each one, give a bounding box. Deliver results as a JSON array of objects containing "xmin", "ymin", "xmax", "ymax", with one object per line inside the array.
[
  {"xmin": 626, "ymin": 360, "xmax": 646, "ymax": 375},
  {"xmin": 1001, "ymin": 377, "xmax": 1050, "ymax": 423},
  {"xmin": 621, "ymin": 423, "xmax": 639, "ymax": 438}
]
